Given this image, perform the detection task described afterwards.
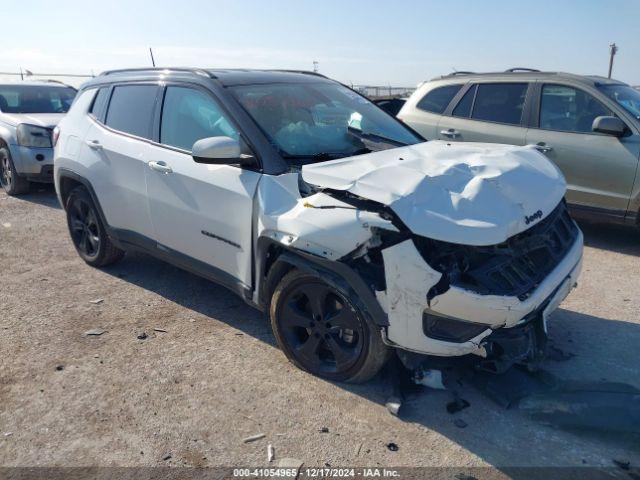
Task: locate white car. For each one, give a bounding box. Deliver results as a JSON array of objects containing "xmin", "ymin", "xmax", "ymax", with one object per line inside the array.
[
  {"xmin": 0, "ymin": 82, "xmax": 76, "ymax": 195},
  {"xmin": 54, "ymin": 68, "xmax": 583, "ymax": 382}
]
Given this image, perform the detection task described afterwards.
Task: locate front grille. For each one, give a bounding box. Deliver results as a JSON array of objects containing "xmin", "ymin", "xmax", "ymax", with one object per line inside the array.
[{"xmin": 414, "ymin": 201, "xmax": 578, "ymax": 300}]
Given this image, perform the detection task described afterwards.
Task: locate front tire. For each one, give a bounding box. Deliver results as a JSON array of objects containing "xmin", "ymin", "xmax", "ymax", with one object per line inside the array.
[
  {"xmin": 65, "ymin": 186, "xmax": 124, "ymax": 267},
  {"xmin": 270, "ymin": 270, "xmax": 390, "ymax": 383},
  {"xmin": 0, "ymin": 147, "xmax": 30, "ymax": 195}
]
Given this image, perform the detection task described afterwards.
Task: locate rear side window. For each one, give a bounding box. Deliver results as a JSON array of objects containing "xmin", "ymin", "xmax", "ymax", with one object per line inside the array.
[
  {"xmin": 416, "ymin": 84, "xmax": 462, "ymax": 114},
  {"xmin": 452, "ymin": 85, "xmax": 476, "ymax": 118},
  {"xmin": 89, "ymin": 88, "xmax": 110, "ymax": 119},
  {"xmin": 105, "ymin": 85, "xmax": 158, "ymax": 139},
  {"xmin": 471, "ymin": 83, "xmax": 528, "ymax": 125}
]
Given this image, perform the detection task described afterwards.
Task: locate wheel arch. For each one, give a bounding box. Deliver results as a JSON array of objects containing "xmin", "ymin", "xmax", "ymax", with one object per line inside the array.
[
  {"xmin": 57, "ymin": 168, "xmax": 111, "ymax": 235},
  {"xmin": 256, "ymin": 235, "xmax": 389, "ymax": 327}
]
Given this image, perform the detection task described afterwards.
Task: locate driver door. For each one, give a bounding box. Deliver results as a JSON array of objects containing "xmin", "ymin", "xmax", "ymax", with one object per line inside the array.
[{"xmin": 145, "ymin": 85, "xmax": 260, "ymax": 287}]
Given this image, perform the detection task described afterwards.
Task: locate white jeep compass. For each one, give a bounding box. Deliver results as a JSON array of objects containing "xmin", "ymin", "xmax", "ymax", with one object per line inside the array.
[{"xmin": 54, "ymin": 68, "xmax": 583, "ymax": 382}]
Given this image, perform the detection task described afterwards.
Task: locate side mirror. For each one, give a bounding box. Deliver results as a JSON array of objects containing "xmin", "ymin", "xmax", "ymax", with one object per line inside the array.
[
  {"xmin": 192, "ymin": 136, "xmax": 246, "ymax": 164},
  {"xmin": 592, "ymin": 116, "xmax": 627, "ymax": 137}
]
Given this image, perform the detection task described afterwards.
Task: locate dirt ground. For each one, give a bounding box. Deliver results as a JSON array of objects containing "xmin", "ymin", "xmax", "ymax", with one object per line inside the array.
[{"xmin": 1, "ymin": 185, "xmax": 639, "ymax": 472}]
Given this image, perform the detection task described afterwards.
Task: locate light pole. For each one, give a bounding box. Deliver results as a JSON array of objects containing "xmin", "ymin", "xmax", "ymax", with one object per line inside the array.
[{"xmin": 608, "ymin": 43, "xmax": 618, "ymax": 79}]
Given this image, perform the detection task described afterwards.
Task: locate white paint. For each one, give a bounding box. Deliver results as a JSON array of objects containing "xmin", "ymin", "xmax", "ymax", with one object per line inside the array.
[
  {"xmin": 302, "ymin": 141, "xmax": 566, "ymax": 246},
  {"xmin": 257, "ymin": 173, "xmax": 396, "ymax": 260},
  {"xmin": 380, "ymin": 239, "xmax": 492, "ymax": 356}
]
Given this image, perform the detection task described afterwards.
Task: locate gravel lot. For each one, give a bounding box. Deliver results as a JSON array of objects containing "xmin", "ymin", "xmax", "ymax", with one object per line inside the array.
[{"xmin": 1, "ymin": 185, "xmax": 639, "ymax": 472}]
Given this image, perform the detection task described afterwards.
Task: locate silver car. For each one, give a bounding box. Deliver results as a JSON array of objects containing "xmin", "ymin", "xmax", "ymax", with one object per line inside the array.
[{"xmin": 0, "ymin": 82, "xmax": 76, "ymax": 195}]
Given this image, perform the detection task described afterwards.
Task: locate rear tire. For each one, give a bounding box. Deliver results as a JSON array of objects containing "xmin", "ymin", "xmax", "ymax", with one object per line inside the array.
[
  {"xmin": 65, "ymin": 186, "xmax": 124, "ymax": 267},
  {"xmin": 0, "ymin": 146, "xmax": 30, "ymax": 196},
  {"xmin": 270, "ymin": 270, "xmax": 390, "ymax": 383}
]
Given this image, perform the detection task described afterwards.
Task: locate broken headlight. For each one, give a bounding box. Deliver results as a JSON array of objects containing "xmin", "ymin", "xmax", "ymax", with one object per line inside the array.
[
  {"xmin": 422, "ymin": 310, "xmax": 490, "ymax": 343},
  {"xmin": 17, "ymin": 124, "xmax": 52, "ymax": 148}
]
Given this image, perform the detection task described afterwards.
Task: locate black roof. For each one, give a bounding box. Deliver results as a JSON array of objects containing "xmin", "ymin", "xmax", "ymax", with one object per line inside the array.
[{"xmin": 87, "ymin": 67, "xmax": 332, "ymax": 88}]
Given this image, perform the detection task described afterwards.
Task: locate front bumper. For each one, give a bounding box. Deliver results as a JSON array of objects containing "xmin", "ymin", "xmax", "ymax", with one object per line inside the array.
[
  {"xmin": 8, "ymin": 143, "xmax": 54, "ymax": 182},
  {"xmin": 378, "ymin": 230, "xmax": 583, "ymax": 357}
]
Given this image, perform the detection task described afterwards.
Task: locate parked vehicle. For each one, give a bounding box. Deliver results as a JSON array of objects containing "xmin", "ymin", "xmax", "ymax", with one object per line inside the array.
[
  {"xmin": 372, "ymin": 97, "xmax": 408, "ymax": 117},
  {"xmin": 398, "ymin": 69, "xmax": 640, "ymax": 226},
  {"xmin": 54, "ymin": 68, "xmax": 582, "ymax": 381},
  {"xmin": 0, "ymin": 82, "xmax": 77, "ymax": 195}
]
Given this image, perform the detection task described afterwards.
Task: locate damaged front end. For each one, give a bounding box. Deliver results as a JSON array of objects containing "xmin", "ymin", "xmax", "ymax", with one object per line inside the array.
[{"xmin": 258, "ymin": 141, "xmax": 583, "ymax": 375}]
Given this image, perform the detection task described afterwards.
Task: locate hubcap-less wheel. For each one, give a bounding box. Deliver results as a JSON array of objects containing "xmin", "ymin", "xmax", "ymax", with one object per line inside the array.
[
  {"xmin": 277, "ymin": 281, "xmax": 365, "ymax": 375},
  {"xmin": 68, "ymin": 196, "xmax": 101, "ymax": 258},
  {"xmin": 0, "ymin": 154, "xmax": 12, "ymax": 189}
]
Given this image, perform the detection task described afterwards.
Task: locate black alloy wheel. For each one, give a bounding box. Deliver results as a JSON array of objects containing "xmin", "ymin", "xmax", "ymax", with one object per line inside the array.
[{"xmin": 271, "ymin": 270, "xmax": 389, "ymax": 382}]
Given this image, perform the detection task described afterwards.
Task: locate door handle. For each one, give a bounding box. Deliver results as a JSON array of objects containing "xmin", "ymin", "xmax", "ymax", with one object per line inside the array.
[
  {"xmin": 440, "ymin": 129, "xmax": 460, "ymax": 138},
  {"xmin": 148, "ymin": 161, "xmax": 173, "ymax": 174},
  {"xmin": 86, "ymin": 140, "xmax": 103, "ymax": 150},
  {"xmin": 534, "ymin": 143, "xmax": 553, "ymax": 153}
]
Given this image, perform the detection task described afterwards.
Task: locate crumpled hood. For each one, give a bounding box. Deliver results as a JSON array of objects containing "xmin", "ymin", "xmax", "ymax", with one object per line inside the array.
[
  {"xmin": 1, "ymin": 113, "xmax": 64, "ymax": 129},
  {"xmin": 301, "ymin": 141, "xmax": 567, "ymax": 246}
]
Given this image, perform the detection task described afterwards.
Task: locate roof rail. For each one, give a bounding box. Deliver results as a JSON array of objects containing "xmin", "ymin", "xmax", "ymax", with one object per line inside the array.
[
  {"xmin": 505, "ymin": 68, "xmax": 540, "ymax": 73},
  {"xmin": 99, "ymin": 67, "xmax": 214, "ymax": 78},
  {"xmin": 43, "ymin": 79, "xmax": 78, "ymax": 90},
  {"xmin": 268, "ymin": 69, "xmax": 328, "ymax": 79},
  {"xmin": 450, "ymin": 71, "xmax": 475, "ymax": 75}
]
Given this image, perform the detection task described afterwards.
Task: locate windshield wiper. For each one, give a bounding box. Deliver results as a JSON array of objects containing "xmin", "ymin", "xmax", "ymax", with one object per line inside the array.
[
  {"xmin": 283, "ymin": 148, "xmax": 372, "ymax": 164},
  {"xmin": 347, "ymin": 126, "xmax": 408, "ymax": 147}
]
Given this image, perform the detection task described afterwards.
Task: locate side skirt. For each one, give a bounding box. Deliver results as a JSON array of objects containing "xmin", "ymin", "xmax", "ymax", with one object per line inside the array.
[{"xmin": 111, "ymin": 228, "xmax": 259, "ymax": 310}]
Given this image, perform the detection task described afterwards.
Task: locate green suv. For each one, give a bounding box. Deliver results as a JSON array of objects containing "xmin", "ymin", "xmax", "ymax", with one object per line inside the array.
[{"xmin": 398, "ymin": 69, "xmax": 640, "ymax": 225}]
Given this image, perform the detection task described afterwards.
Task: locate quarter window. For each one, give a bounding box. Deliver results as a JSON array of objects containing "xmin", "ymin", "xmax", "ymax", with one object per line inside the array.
[
  {"xmin": 105, "ymin": 85, "xmax": 158, "ymax": 139},
  {"xmin": 160, "ymin": 87, "xmax": 239, "ymax": 151},
  {"xmin": 540, "ymin": 84, "xmax": 611, "ymax": 133},
  {"xmin": 416, "ymin": 84, "xmax": 462, "ymax": 114},
  {"xmin": 89, "ymin": 88, "xmax": 110, "ymax": 119},
  {"xmin": 452, "ymin": 85, "xmax": 476, "ymax": 118},
  {"xmin": 471, "ymin": 83, "xmax": 528, "ymax": 125}
]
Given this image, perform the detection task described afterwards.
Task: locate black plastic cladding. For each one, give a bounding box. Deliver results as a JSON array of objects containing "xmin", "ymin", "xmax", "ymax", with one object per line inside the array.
[{"xmin": 414, "ymin": 201, "xmax": 579, "ymax": 300}]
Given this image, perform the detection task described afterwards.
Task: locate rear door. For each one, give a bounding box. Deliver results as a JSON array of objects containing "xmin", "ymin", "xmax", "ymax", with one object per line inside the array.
[
  {"xmin": 525, "ymin": 83, "xmax": 639, "ymax": 212},
  {"xmin": 436, "ymin": 82, "xmax": 530, "ymax": 145},
  {"xmin": 144, "ymin": 84, "xmax": 260, "ymax": 287},
  {"xmin": 83, "ymin": 84, "xmax": 159, "ymax": 239}
]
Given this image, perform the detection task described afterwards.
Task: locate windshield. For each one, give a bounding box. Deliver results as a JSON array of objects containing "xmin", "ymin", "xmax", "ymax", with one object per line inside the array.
[
  {"xmin": 597, "ymin": 84, "xmax": 640, "ymax": 120},
  {"xmin": 0, "ymin": 85, "xmax": 76, "ymax": 114},
  {"xmin": 230, "ymin": 82, "xmax": 422, "ymax": 163}
]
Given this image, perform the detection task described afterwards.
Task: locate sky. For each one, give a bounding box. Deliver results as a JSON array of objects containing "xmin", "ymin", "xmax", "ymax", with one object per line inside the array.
[{"xmin": 1, "ymin": 0, "xmax": 638, "ymax": 87}]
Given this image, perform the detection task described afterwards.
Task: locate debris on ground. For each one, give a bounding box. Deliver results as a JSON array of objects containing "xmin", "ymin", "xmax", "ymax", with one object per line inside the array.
[
  {"xmin": 414, "ymin": 368, "xmax": 446, "ymax": 390},
  {"xmin": 385, "ymin": 395, "xmax": 402, "ymax": 417},
  {"xmin": 162, "ymin": 453, "xmax": 172, "ymax": 461},
  {"xmin": 613, "ymin": 459, "xmax": 630, "ymax": 470},
  {"xmin": 243, "ymin": 433, "xmax": 266, "ymax": 443},
  {"xmin": 55, "ymin": 365, "xmax": 64, "ymax": 371},
  {"xmin": 3, "ymin": 432, "xmax": 13, "ymax": 437},
  {"xmin": 89, "ymin": 299, "xmax": 104, "ymax": 305},
  {"xmin": 454, "ymin": 419, "xmax": 468, "ymax": 429},
  {"xmin": 319, "ymin": 427, "xmax": 329, "ymax": 433},
  {"xmin": 153, "ymin": 328, "xmax": 167, "ymax": 333},
  {"xmin": 454, "ymin": 473, "xmax": 478, "ymax": 480},
  {"xmin": 267, "ymin": 444, "xmax": 275, "ymax": 462},
  {"xmin": 84, "ymin": 328, "xmax": 106, "ymax": 336},
  {"xmin": 446, "ymin": 398, "xmax": 470, "ymax": 414},
  {"xmin": 137, "ymin": 332, "xmax": 148, "ymax": 340},
  {"xmin": 2, "ymin": 222, "xmax": 11, "ymax": 228},
  {"xmin": 354, "ymin": 442, "xmax": 363, "ymax": 456},
  {"xmin": 386, "ymin": 442, "xmax": 399, "ymax": 452}
]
